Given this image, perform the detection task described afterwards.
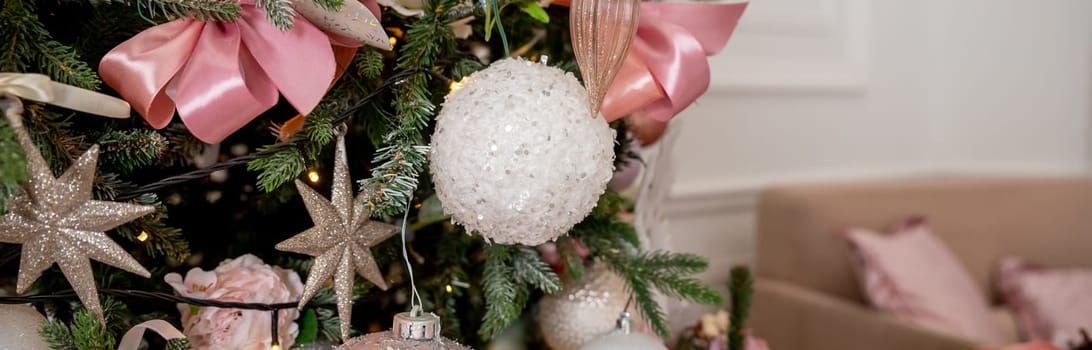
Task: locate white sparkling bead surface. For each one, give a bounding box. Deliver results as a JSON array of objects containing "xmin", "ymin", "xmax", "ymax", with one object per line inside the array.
[{"xmin": 430, "ymin": 58, "xmax": 615, "ymax": 245}]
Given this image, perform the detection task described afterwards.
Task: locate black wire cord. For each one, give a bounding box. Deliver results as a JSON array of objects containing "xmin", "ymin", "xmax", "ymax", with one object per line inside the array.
[
  {"xmin": 1, "ymin": 288, "xmax": 310, "ymax": 347},
  {"xmin": 115, "ymin": 67, "xmax": 448, "ymax": 201},
  {"xmin": 0, "ymin": 67, "xmax": 453, "ymax": 345},
  {"xmin": 0, "ymin": 288, "xmax": 299, "ymax": 311}
]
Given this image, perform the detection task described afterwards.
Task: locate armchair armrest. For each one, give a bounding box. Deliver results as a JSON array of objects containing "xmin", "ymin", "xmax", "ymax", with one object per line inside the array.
[{"xmin": 750, "ymin": 278, "xmax": 976, "ymax": 350}]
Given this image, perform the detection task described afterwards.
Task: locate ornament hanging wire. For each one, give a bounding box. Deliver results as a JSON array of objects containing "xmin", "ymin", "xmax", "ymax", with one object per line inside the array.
[{"xmin": 399, "ymin": 194, "xmax": 426, "ymax": 315}]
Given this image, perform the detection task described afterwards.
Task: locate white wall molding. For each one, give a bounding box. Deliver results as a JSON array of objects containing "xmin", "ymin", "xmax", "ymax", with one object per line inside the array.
[
  {"xmin": 710, "ymin": 0, "xmax": 869, "ymax": 93},
  {"xmin": 664, "ymin": 165, "xmax": 1091, "ymax": 216}
]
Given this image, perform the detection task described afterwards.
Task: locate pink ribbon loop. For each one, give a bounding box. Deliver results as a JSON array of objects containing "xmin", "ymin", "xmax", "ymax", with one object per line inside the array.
[
  {"xmin": 601, "ymin": 1, "xmax": 748, "ymax": 123},
  {"xmin": 100, "ymin": 2, "xmax": 339, "ymax": 144}
]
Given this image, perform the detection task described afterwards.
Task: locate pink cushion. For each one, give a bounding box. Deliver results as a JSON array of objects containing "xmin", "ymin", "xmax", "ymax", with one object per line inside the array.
[
  {"xmin": 844, "ymin": 217, "xmax": 1005, "ymax": 344},
  {"xmin": 975, "ymin": 342, "xmax": 1063, "ymax": 350},
  {"xmin": 998, "ymin": 256, "xmax": 1092, "ymax": 343}
]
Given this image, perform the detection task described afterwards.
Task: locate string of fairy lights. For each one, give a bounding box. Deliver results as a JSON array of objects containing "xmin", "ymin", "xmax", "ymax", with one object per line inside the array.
[{"xmin": 0, "ymin": 65, "xmax": 466, "ymax": 349}]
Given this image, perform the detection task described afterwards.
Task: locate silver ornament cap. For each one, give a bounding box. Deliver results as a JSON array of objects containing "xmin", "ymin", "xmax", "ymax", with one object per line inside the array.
[
  {"xmin": 336, "ymin": 310, "xmax": 471, "ymax": 350},
  {"xmin": 392, "ymin": 311, "xmax": 442, "ymax": 340}
]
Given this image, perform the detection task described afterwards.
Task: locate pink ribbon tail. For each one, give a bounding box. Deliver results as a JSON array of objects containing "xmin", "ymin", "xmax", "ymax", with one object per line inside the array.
[
  {"xmin": 100, "ymin": 20, "xmax": 203, "ymax": 128},
  {"xmin": 600, "ymin": 1, "xmax": 748, "ymax": 123},
  {"xmin": 238, "ymin": 6, "xmax": 335, "ymax": 119}
]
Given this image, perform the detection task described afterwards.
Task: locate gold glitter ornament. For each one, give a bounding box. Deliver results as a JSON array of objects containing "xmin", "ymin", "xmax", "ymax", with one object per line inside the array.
[
  {"xmin": 275, "ymin": 133, "xmax": 399, "ymax": 343},
  {"xmin": 537, "ymin": 262, "xmax": 642, "ymax": 350},
  {"xmin": 336, "ymin": 311, "xmax": 471, "ymax": 350},
  {"xmin": 570, "ymin": 0, "xmax": 640, "ymax": 117},
  {"xmin": 293, "ymin": 0, "xmax": 393, "ymax": 51},
  {"xmin": 0, "ymin": 95, "xmax": 154, "ymax": 323}
]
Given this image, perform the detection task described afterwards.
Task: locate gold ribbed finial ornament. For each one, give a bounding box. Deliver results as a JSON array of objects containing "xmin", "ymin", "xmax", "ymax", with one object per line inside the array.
[{"xmin": 569, "ymin": 0, "xmax": 640, "ymax": 117}]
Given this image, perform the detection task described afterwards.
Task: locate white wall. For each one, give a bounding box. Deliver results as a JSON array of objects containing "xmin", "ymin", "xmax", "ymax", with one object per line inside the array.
[{"xmin": 650, "ymin": 0, "xmax": 1092, "ymax": 331}]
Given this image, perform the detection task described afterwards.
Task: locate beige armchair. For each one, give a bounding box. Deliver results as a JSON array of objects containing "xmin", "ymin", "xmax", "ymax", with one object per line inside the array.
[{"xmin": 748, "ymin": 177, "xmax": 1092, "ymax": 350}]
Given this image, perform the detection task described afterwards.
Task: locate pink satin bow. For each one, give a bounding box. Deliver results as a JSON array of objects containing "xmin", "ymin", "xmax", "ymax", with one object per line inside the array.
[
  {"xmin": 600, "ymin": 1, "xmax": 748, "ymax": 122},
  {"xmin": 100, "ymin": 0, "xmax": 373, "ymax": 143}
]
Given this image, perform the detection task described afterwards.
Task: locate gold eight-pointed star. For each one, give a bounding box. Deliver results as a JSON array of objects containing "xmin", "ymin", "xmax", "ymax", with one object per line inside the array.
[
  {"xmin": 276, "ymin": 135, "xmax": 399, "ymax": 342},
  {"xmin": 0, "ymin": 98, "xmax": 153, "ymax": 322}
]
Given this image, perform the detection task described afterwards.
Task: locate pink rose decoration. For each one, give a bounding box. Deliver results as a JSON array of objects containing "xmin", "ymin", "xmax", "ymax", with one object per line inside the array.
[{"xmin": 165, "ymin": 254, "xmax": 304, "ymax": 350}]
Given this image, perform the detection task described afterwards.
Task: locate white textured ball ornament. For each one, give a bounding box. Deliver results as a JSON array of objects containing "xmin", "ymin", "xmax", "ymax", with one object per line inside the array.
[
  {"xmin": 0, "ymin": 304, "xmax": 50, "ymax": 350},
  {"xmin": 430, "ymin": 58, "xmax": 616, "ymax": 245},
  {"xmin": 537, "ymin": 263, "xmax": 640, "ymax": 350}
]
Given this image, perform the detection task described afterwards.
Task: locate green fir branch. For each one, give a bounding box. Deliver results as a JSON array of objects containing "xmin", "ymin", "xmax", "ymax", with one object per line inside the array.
[
  {"xmin": 39, "ymin": 321, "xmax": 76, "ymax": 350},
  {"xmin": 315, "ymin": 308, "xmax": 347, "ymax": 343},
  {"xmin": 511, "ymin": 247, "xmax": 561, "ymax": 293},
  {"xmin": 158, "ymin": 124, "xmax": 207, "ymax": 167},
  {"xmin": 311, "ymin": 0, "xmax": 345, "ymax": 11},
  {"xmin": 302, "ymin": 112, "xmax": 337, "ymax": 157},
  {"xmin": 448, "ymin": 58, "xmax": 485, "ymax": 80},
  {"xmin": 359, "ymin": 0, "xmax": 457, "ymax": 216},
  {"xmin": 98, "ymin": 129, "xmax": 169, "ymax": 174},
  {"xmin": 557, "ymin": 237, "xmax": 585, "ymax": 281},
  {"xmin": 41, "ymin": 298, "xmax": 128, "ymax": 350},
  {"xmin": 0, "ymin": 0, "xmax": 101, "ymax": 89},
  {"xmin": 0, "ymin": 115, "xmax": 27, "ymax": 215},
  {"xmin": 22, "ymin": 105, "xmax": 86, "ymax": 174},
  {"xmin": 256, "ymin": 0, "xmax": 296, "ymax": 31},
  {"xmin": 114, "ymin": 201, "xmax": 192, "ymax": 263},
  {"xmin": 166, "ymin": 338, "xmax": 194, "ymax": 350},
  {"xmin": 630, "ymin": 252, "xmax": 722, "ymax": 305},
  {"xmin": 571, "ymin": 190, "xmax": 723, "ymax": 339},
  {"xmin": 247, "ymin": 145, "xmax": 306, "ymax": 192},
  {"xmin": 728, "ymin": 266, "xmax": 754, "ymax": 350},
  {"xmin": 479, "ymin": 245, "xmax": 521, "ymax": 339},
  {"xmin": 142, "ymin": 0, "xmax": 242, "ymax": 22},
  {"xmin": 356, "ymin": 48, "xmax": 386, "ymax": 81},
  {"xmin": 33, "ymin": 41, "xmax": 102, "ymax": 91},
  {"xmin": 626, "ymin": 271, "xmax": 669, "ymax": 339}
]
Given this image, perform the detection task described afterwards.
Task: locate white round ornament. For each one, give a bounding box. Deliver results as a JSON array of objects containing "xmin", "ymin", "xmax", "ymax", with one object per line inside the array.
[
  {"xmin": 580, "ymin": 331, "xmax": 665, "ymax": 350},
  {"xmin": 580, "ymin": 313, "xmax": 666, "ymax": 350},
  {"xmin": 429, "ymin": 58, "xmax": 616, "ymax": 245},
  {"xmin": 537, "ymin": 262, "xmax": 640, "ymax": 350},
  {"xmin": 336, "ymin": 311, "xmax": 470, "ymax": 350},
  {"xmin": 0, "ymin": 304, "xmax": 50, "ymax": 350}
]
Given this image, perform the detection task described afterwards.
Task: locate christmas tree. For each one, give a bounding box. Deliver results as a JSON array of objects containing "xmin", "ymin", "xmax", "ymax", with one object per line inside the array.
[{"xmin": 0, "ymin": 0, "xmax": 744, "ymax": 348}]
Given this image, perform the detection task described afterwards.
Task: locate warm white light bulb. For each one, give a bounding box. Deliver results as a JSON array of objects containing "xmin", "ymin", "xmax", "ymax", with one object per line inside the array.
[
  {"xmin": 449, "ymin": 77, "xmax": 468, "ymax": 92},
  {"xmin": 307, "ymin": 170, "xmax": 320, "ymax": 183}
]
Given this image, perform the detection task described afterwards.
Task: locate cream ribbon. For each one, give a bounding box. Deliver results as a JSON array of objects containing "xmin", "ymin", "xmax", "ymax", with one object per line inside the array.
[
  {"xmin": 117, "ymin": 320, "xmax": 187, "ymax": 350},
  {"xmin": 0, "ymin": 73, "xmax": 130, "ymax": 119}
]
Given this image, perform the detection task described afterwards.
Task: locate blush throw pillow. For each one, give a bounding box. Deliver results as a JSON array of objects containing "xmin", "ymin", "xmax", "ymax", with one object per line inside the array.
[
  {"xmin": 844, "ymin": 218, "xmax": 1005, "ymax": 344},
  {"xmin": 998, "ymin": 256, "xmax": 1092, "ymax": 344}
]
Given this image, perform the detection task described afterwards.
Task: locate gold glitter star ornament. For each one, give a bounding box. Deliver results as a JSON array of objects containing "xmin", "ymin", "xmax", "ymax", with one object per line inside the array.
[
  {"xmin": 0, "ymin": 95, "xmax": 153, "ymax": 322},
  {"xmin": 276, "ymin": 134, "xmax": 399, "ymax": 342}
]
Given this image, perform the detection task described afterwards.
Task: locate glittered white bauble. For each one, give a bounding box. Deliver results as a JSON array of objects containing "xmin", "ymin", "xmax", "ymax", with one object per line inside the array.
[
  {"xmin": 579, "ymin": 331, "xmax": 666, "ymax": 350},
  {"xmin": 537, "ymin": 263, "xmax": 640, "ymax": 350},
  {"xmin": 430, "ymin": 58, "xmax": 616, "ymax": 245},
  {"xmin": 0, "ymin": 304, "xmax": 50, "ymax": 350},
  {"xmin": 336, "ymin": 312, "xmax": 470, "ymax": 350}
]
